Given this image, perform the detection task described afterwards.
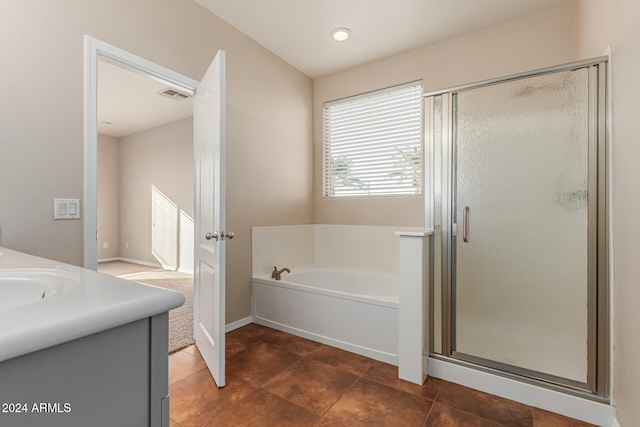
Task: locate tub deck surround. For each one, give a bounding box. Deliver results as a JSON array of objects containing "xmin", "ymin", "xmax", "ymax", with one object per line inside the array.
[
  {"xmin": 396, "ymin": 230, "xmax": 433, "ymax": 386},
  {"xmin": 254, "ymin": 266, "xmax": 399, "ymax": 306},
  {"xmin": 252, "ymin": 266, "xmax": 399, "ymax": 364},
  {"xmin": 251, "ymin": 224, "xmax": 425, "ymax": 277},
  {"xmin": 251, "ymin": 225, "xmax": 426, "ymax": 366},
  {"xmin": 0, "ymin": 246, "xmax": 185, "ymax": 363}
]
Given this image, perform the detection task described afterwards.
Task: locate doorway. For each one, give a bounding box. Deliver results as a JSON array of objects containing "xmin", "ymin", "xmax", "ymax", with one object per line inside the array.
[
  {"xmin": 83, "ymin": 36, "xmax": 200, "ymax": 270},
  {"xmin": 84, "ymin": 37, "xmax": 200, "ymax": 354},
  {"xmin": 85, "ymin": 38, "xmax": 229, "ymax": 386},
  {"xmin": 427, "ymin": 57, "xmax": 609, "ymax": 398}
]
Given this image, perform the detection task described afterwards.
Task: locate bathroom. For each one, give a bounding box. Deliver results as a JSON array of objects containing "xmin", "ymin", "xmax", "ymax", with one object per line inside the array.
[{"xmin": 1, "ymin": 0, "xmax": 640, "ymax": 426}]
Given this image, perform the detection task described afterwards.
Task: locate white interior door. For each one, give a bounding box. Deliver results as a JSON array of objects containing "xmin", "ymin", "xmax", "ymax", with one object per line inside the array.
[{"xmin": 193, "ymin": 50, "xmax": 227, "ymax": 387}]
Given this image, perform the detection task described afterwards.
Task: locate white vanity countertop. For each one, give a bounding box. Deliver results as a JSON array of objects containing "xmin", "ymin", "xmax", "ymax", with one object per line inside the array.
[{"xmin": 0, "ymin": 247, "xmax": 185, "ymax": 363}]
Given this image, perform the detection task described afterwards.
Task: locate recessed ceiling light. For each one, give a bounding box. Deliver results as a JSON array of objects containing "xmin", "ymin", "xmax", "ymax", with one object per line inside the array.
[{"xmin": 330, "ymin": 27, "xmax": 351, "ymax": 42}]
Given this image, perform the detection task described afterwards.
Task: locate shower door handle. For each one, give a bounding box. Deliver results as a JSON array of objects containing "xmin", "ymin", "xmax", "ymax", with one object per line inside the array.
[{"xmin": 462, "ymin": 206, "xmax": 470, "ymax": 242}]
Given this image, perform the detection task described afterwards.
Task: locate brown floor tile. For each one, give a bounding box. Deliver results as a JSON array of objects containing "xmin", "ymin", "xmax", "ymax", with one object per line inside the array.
[
  {"xmin": 226, "ymin": 323, "xmax": 273, "ymax": 356},
  {"xmin": 259, "ymin": 327, "xmax": 323, "ymax": 356},
  {"xmin": 169, "ymin": 349, "xmax": 207, "ymax": 385},
  {"xmin": 307, "ymin": 344, "xmax": 376, "ymax": 376},
  {"xmin": 364, "ymin": 360, "xmax": 439, "ymax": 401},
  {"xmin": 226, "ymin": 341, "xmax": 301, "ymax": 386},
  {"xmin": 426, "ymin": 402, "xmax": 504, "ymax": 426},
  {"xmin": 533, "ymin": 408, "xmax": 598, "ymax": 426},
  {"xmin": 169, "ymin": 418, "xmax": 181, "ymax": 427},
  {"xmin": 314, "ymin": 418, "xmax": 346, "ymax": 427},
  {"xmin": 324, "ymin": 378, "xmax": 433, "ymax": 426},
  {"xmin": 264, "ymin": 357, "xmax": 359, "ymax": 415},
  {"xmin": 202, "ymin": 412, "xmax": 233, "ymax": 426},
  {"xmin": 169, "ymin": 369, "xmax": 257, "ymax": 427},
  {"xmin": 175, "ymin": 324, "xmax": 596, "ymax": 427},
  {"xmin": 204, "ymin": 388, "xmax": 321, "ymax": 427},
  {"xmin": 227, "ymin": 323, "xmax": 321, "ymax": 356},
  {"xmin": 434, "ymin": 379, "xmax": 533, "ymax": 427}
]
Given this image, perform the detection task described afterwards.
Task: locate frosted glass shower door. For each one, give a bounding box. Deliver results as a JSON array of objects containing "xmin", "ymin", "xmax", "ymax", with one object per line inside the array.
[{"xmin": 452, "ymin": 69, "xmax": 591, "ymax": 384}]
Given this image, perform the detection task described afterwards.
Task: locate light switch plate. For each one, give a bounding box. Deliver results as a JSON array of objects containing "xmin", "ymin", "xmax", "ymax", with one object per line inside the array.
[{"xmin": 54, "ymin": 198, "xmax": 81, "ymax": 220}]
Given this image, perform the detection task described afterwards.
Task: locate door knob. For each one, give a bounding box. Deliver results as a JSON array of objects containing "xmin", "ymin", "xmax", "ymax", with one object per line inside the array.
[{"xmin": 205, "ymin": 231, "xmax": 234, "ymax": 241}]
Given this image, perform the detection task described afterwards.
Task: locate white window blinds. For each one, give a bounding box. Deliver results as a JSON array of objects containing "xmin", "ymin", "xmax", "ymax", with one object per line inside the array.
[{"xmin": 323, "ymin": 81, "xmax": 423, "ymax": 198}]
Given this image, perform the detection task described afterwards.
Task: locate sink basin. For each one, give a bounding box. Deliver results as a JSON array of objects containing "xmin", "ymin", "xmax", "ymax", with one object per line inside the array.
[{"xmin": 0, "ymin": 270, "xmax": 78, "ymax": 312}]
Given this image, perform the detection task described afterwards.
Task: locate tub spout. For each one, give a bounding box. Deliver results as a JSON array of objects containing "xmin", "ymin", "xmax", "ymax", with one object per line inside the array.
[{"xmin": 271, "ymin": 266, "xmax": 291, "ymax": 280}]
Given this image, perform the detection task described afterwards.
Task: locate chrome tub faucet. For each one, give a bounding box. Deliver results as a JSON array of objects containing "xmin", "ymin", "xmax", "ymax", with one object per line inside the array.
[{"xmin": 271, "ymin": 266, "xmax": 291, "ymax": 280}]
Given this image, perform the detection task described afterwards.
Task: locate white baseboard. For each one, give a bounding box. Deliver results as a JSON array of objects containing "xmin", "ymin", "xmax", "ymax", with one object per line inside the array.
[
  {"xmin": 97, "ymin": 257, "xmax": 163, "ymax": 269},
  {"xmin": 96, "ymin": 257, "xmax": 120, "ymax": 263},
  {"xmin": 225, "ymin": 316, "xmax": 253, "ymax": 333},
  {"xmin": 428, "ymin": 357, "xmax": 615, "ymax": 426},
  {"xmin": 116, "ymin": 257, "xmax": 164, "ymax": 269},
  {"xmin": 98, "ymin": 257, "xmax": 195, "ymax": 274},
  {"xmin": 178, "ymin": 266, "xmax": 194, "ymax": 275}
]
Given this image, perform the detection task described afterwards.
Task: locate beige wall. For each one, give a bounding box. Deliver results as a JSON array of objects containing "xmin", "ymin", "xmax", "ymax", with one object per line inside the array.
[
  {"xmin": 97, "ymin": 134, "xmax": 121, "ymax": 259},
  {"xmin": 577, "ymin": 1, "xmax": 640, "ymax": 425},
  {"xmin": 98, "ymin": 119, "xmax": 195, "ymax": 273},
  {"xmin": 312, "ymin": 3, "xmax": 577, "ymax": 227},
  {"xmin": 119, "ymin": 118, "xmax": 193, "ymax": 271},
  {"xmin": 0, "ymin": 0, "xmax": 313, "ymax": 323}
]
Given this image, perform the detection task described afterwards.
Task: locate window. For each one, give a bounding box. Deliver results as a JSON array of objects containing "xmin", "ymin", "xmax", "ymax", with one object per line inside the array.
[{"xmin": 323, "ymin": 81, "xmax": 423, "ymax": 198}]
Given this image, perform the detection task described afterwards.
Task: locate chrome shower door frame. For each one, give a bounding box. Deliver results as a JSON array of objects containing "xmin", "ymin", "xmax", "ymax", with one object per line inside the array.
[{"xmin": 425, "ymin": 57, "xmax": 609, "ymax": 400}]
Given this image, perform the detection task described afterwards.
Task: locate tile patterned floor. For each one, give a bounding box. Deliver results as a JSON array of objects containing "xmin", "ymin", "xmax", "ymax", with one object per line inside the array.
[{"xmin": 168, "ymin": 324, "xmax": 596, "ymax": 427}]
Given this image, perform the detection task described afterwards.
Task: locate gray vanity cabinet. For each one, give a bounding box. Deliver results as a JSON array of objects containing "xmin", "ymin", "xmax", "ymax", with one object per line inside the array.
[{"xmin": 0, "ymin": 313, "xmax": 170, "ymax": 427}]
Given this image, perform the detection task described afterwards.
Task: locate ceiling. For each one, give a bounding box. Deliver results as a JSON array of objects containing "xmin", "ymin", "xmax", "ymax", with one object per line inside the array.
[
  {"xmin": 98, "ymin": 0, "xmax": 572, "ymax": 138},
  {"xmin": 195, "ymin": 0, "xmax": 572, "ymax": 79},
  {"xmin": 97, "ymin": 60, "xmax": 193, "ymax": 138}
]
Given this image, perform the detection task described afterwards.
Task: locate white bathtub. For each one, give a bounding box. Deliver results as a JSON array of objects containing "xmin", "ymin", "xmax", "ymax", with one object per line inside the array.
[{"xmin": 251, "ymin": 267, "xmax": 399, "ymax": 365}]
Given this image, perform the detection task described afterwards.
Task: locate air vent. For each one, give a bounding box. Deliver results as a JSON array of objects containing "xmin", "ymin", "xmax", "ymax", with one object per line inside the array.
[{"xmin": 157, "ymin": 88, "xmax": 191, "ymax": 101}]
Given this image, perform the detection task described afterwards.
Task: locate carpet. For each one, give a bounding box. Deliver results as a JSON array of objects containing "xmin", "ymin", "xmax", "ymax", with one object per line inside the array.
[{"xmin": 97, "ymin": 261, "xmax": 194, "ymax": 353}]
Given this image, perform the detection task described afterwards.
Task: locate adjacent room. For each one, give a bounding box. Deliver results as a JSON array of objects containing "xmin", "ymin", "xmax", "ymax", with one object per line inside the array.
[{"xmin": 96, "ymin": 60, "xmax": 196, "ymax": 352}]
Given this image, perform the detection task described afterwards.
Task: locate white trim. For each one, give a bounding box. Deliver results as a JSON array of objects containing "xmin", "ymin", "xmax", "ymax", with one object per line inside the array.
[
  {"xmin": 96, "ymin": 257, "xmax": 163, "ymax": 269},
  {"xmin": 83, "ymin": 36, "xmax": 99, "ymax": 270},
  {"xmin": 83, "ymin": 36, "xmax": 199, "ymax": 270},
  {"xmin": 96, "ymin": 257, "xmax": 120, "ymax": 263},
  {"xmin": 177, "ymin": 266, "xmax": 194, "ymax": 275},
  {"xmin": 97, "ymin": 257, "xmax": 196, "ymax": 275},
  {"xmin": 428, "ymin": 357, "xmax": 616, "ymax": 426},
  {"xmin": 605, "ymin": 43, "xmax": 615, "ymax": 407},
  {"xmin": 225, "ymin": 316, "xmax": 253, "ymax": 333},
  {"xmin": 395, "ymin": 230, "xmax": 433, "ymax": 237}
]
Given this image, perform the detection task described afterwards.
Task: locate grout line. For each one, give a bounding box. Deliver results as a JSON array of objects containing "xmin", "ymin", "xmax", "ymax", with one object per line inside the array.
[
  {"xmin": 318, "ymin": 368, "xmax": 363, "ymax": 419},
  {"xmin": 168, "ymin": 365, "xmax": 209, "ymax": 387},
  {"xmin": 422, "ymin": 400, "xmax": 435, "ymax": 427}
]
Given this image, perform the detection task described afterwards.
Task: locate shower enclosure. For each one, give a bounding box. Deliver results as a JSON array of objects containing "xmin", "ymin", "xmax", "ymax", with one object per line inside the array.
[{"xmin": 426, "ymin": 57, "xmax": 608, "ymax": 398}]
